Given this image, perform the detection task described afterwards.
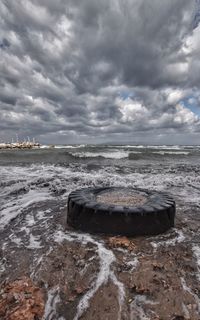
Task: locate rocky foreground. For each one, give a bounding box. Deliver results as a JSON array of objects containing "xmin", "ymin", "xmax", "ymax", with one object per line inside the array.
[
  {"xmin": 0, "ymin": 145, "xmax": 200, "ymax": 319},
  {"xmin": 0, "ymin": 203, "xmax": 200, "ymax": 320}
]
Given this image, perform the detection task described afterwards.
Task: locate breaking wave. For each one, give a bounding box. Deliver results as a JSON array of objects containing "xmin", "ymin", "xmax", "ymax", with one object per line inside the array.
[
  {"xmin": 0, "ymin": 145, "xmax": 200, "ymax": 319},
  {"xmin": 70, "ymin": 150, "xmax": 131, "ymax": 159},
  {"xmin": 0, "ymin": 158, "xmax": 200, "ymax": 230}
]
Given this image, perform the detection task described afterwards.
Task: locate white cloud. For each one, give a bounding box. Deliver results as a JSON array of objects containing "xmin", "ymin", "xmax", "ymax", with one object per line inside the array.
[
  {"xmin": 165, "ymin": 89, "xmax": 185, "ymax": 104},
  {"xmin": 116, "ymin": 97, "xmax": 149, "ymax": 123},
  {"xmin": 1, "ymin": 0, "xmax": 200, "ymax": 144},
  {"xmin": 174, "ymin": 104, "xmax": 199, "ymax": 125}
]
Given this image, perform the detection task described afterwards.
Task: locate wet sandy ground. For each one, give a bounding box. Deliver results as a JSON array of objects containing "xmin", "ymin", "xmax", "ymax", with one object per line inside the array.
[{"xmin": 0, "ymin": 197, "xmax": 200, "ymax": 320}]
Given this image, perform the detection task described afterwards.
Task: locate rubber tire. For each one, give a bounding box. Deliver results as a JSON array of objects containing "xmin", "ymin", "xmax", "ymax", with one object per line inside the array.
[{"xmin": 67, "ymin": 187, "xmax": 176, "ymax": 236}]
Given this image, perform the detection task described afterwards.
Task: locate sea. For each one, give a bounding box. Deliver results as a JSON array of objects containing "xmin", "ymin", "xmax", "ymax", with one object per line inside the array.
[
  {"xmin": 1, "ymin": 144, "xmax": 200, "ymax": 217},
  {"xmin": 0, "ymin": 144, "xmax": 200, "ymax": 319}
]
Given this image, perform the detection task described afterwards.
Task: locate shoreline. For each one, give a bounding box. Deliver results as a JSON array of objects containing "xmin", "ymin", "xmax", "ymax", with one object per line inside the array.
[
  {"xmin": 0, "ymin": 142, "xmax": 41, "ymax": 149},
  {"xmin": 0, "ymin": 147, "xmax": 199, "ymax": 319},
  {"xmin": 0, "ymin": 215, "xmax": 200, "ymax": 320}
]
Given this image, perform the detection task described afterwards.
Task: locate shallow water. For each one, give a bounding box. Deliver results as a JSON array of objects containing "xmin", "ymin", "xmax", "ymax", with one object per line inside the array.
[{"xmin": 0, "ymin": 145, "xmax": 200, "ymax": 319}]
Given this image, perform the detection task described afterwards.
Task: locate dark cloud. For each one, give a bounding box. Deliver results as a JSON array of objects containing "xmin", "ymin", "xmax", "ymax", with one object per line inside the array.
[
  {"xmin": 0, "ymin": 0, "xmax": 200, "ymax": 144},
  {"xmin": 0, "ymin": 94, "xmax": 17, "ymax": 106},
  {"xmin": 0, "ymin": 38, "xmax": 10, "ymax": 49}
]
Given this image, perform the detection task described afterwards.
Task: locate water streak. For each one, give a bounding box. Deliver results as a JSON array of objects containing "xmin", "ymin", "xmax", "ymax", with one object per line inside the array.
[{"xmin": 54, "ymin": 230, "xmax": 125, "ymax": 320}]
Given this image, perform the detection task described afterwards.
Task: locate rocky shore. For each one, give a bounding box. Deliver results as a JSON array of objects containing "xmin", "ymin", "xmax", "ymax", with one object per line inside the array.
[
  {"xmin": 0, "ymin": 203, "xmax": 200, "ymax": 320},
  {"xmin": 0, "ymin": 146, "xmax": 200, "ymax": 319},
  {"xmin": 0, "ymin": 142, "xmax": 40, "ymax": 149}
]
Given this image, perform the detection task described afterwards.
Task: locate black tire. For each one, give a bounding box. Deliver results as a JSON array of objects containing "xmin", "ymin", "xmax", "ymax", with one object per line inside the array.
[{"xmin": 67, "ymin": 187, "xmax": 176, "ymax": 236}]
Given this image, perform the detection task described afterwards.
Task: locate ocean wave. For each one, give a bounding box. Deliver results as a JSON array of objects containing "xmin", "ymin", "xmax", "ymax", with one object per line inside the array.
[
  {"xmin": 0, "ymin": 188, "xmax": 53, "ymax": 230},
  {"xmin": 113, "ymin": 145, "xmax": 146, "ymax": 149},
  {"xmin": 40, "ymin": 144, "xmax": 86, "ymax": 149},
  {"xmin": 54, "ymin": 144, "xmax": 86, "ymax": 149},
  {"xmin": 152, "ymin": 151, "xmax": 190, "ymax": 155},
  {"xmin": 36, "ymin": 144, "xmax": 200, "ymax": 152},
  {"xmin": 146, "ymin": 145, "xmax": 182, "ymax": 150},
  {"xmin": 0, "ymin": 162, "xmax": 200, "ymax": 230},
  {"xmin": 108, "ymin": 145, "xmax": 185, "ymax": 150},
  {"xmin": 70, "ymin": 151, "xmax": 132, "ymax": 159}
]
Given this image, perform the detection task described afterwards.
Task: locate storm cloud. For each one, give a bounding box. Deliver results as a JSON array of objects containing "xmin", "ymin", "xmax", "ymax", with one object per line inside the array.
[{"xmin": 0, "ymin": 0, "xmax": 200, "ymax": 144}]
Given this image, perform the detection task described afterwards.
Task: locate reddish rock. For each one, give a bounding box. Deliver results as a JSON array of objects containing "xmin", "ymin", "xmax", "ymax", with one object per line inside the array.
[
  {"xmin": 108, "ymin": 236, "xmax": 136, "ymax": 251},
  {"xmin": 0, "ymin": 277, "xmax": 44, "ymax": 320}
]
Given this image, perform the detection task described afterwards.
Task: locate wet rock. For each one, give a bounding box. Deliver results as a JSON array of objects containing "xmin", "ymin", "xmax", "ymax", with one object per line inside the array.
[
  {"xmin": 152, "ymin": 262, "xmax": 165, "ymax": 271},
  {"xmin": 0, "ymin": 277, "xmax": 44, "ymax": 320},
  {"xmin": 108, "ymin": 236, "xmax": 136, "ymax": 251},
  {"xmin": 129, "ymin": 284, "xmax": 150, "ymax": 295}
]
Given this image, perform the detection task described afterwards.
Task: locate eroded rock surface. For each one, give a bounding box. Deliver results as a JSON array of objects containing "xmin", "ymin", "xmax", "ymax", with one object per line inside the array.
[
  {"xmin": 0, "ymin": 199, "xmax": 200, "ymax": 320},
  {"xmin": 0, "ymin": 277, "xmax": 44, "ymax": 320}
]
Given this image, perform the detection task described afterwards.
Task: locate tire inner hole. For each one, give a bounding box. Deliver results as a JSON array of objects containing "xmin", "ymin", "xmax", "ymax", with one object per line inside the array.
[{"xmin": 96, "ymin": 190, "xmax": 147, "ymax": 206}]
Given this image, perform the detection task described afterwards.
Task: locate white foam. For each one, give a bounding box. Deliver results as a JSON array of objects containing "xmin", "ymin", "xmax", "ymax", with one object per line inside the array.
[
  {"xmin": 0, "ymin": 163, "xmax": 200, "ymax": 237},
  {"xmin": 54, "ymin": 144, "xmax": 86, "ymax": 149},
  {"xmin": 40, "ymin": 144, "xmax": 86, "ymax": 149},
  {"xmin": 113, "ymin": 145, "xmax": 183, "ymax": 150},
  {"xmin": 43, "ymin": 287, "xmax": 61, "ymax": 320},
  {"xmin": 146, "ymin": 145, "xmax": 183, "ymax": 150},
  {"xmin": 151, "ymin": 230, "xmax": 185, "ymax": 250},
  {"xmin": 25, "ymin": 213, "xmax": 35, "ymax": 227},
  {"xmin": 130, "ymin": 295, "xmax": 151, "ymax": 320},
  {"xmin": 153, "ymin": 151, "xmax": 189, "ymax": 155},
  {"xmin": 55, "ymin": 231, "xmax": 115, "ymax": 319},
  {"xmin": 0, "ymin": 161, "xmax": 200, "ymax": 244},
  {"xmin": 110, "ymin": 271, "xmax": 125, "ymax": 320},
  {"xmin": 114, "ymin": 145, "xmax": 145, "ymax": 148},
  {"xmin": 181, "ymin": 277, "xmax": 200, "ymax": 313},
  {"xmin": 79, "ymin": 256, "xmax": 96, "ymax": 276},
  {"xmin": 192, "ymin": 245, "xmax": 200, "ymax": 282},
  {"xmin": 27, "ymin": 233, "xmax": 42, "ymax": 249},
  {"xmin": 71, "ymin": 150, "xmax": 130, "ymax": 159},
  {"xmin": 30, "ymin": 247, "xmax": 53, "ymax": 280},
  {"xmin": 20, "ymin": 226, "xmax": 30, "ymax": 235},
  {"xmin": 54, "ymin": 230, "xmax": 125, "ymax": 320},
  {"xmin": 36, "ymin": 210, "xmax": 46, "ymax": 220},
  {"xmin": 10, "ymin": 235, "xmax": 23, "ymax": 246},
  {"xmin": 0, "ymin": 189, "xmax": 52, "ymax": 230},
  {"xmin": 1, "ymin": 160, "xmax": 200, "ymax": 207},
  {"xmin": 125, "ymin": 257, "xmax": 139, "ymax": 271},
  {"xmin": 130, "ymin": 294, "xmax": 160, "ymax": 320},
  {"xmin": 54, "ymin": 231, "xmax": 78, "ymax": 243},
  {"xmin": 44, "ymin": 209, "xmax": 52, "ymax": 214}
]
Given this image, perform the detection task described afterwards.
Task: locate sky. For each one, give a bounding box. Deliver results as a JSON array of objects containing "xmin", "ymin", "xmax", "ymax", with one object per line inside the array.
[{"xmin": 0, "ymin": 0, "xmax": 200, "ymax": 145}]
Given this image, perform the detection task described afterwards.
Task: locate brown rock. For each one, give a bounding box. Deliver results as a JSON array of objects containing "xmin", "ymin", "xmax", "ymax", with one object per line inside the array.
[
  {"xmin": 0, "ymin": 277, "xmax": 44, "ymax": 320},
  {"xmin": 129, "ymin": 283, "xmax": 150, "ymax": 295},
  {"xmin": 108, "ymin": 236, "xmax": 136, "ymax": 251},
  {"xmin": 152, "ymin": 262, "xmax": 165, "ymax": 271}
]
